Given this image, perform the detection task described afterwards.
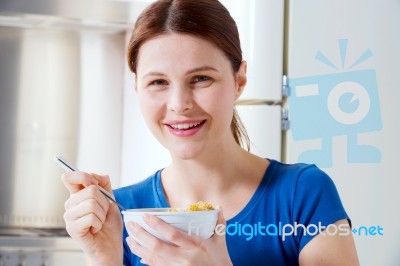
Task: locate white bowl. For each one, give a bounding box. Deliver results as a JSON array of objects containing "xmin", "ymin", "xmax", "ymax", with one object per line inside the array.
[{"xmin": 122, "ymin": 208, "xmax": 219, "ymax": 242}]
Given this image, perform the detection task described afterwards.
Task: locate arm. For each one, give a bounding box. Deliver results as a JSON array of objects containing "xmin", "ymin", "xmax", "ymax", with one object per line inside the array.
[{"xmin": 299, "ymin": 219, "xmax": 359, "ymax": 266}]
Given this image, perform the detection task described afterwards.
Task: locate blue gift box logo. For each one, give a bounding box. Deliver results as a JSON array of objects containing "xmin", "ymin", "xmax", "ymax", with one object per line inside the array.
[{"xmin": 288, "ymin": 39, "xmax": 382, "ymax": 168}]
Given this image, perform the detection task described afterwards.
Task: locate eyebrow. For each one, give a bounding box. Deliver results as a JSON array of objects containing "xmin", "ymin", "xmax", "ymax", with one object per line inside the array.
[
  {"xmin": 142, "ymin": 66, "xmax": 219, "ymax": 79},
  {"xmin": 186, "ymin": 66, "xmax": 219, "ymax": 75}
]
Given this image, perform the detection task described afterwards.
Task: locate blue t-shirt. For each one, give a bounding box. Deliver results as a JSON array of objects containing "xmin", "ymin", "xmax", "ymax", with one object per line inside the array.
[{"xmin": 114, "ymin": 159, "xmax": 349, "ymax": 266}]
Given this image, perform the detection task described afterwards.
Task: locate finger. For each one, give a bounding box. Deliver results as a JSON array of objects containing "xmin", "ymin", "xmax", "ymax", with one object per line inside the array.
[
  {"xmin": 64, "ymin": 195, "xmax": 108, "ymax": 236},
  {"xmin": 212, "ymin": 206, "xmax": 227, "ymax": 241},
  {"xmin": 215, "ymin": 206, "xmax": 226, "ymax": 226},
  {"xmin": 65, "ymin": 185, "xmax": 110, "ymax": 215},
  {"xmin": 126, "ymin": 236, "xmax": 157, "ymax": 266},
  {"xmin": 61, "ymin": 171, "xmax": 99, "ymax": 194},
  {"xmin": 65, "ymin": 211, "xmax": 104, "ymax": 237},
  {"xmin": 91, "ymin": 173, "xmax": 113, "ymax": 195},
  {"xmin": 127, "ymin": 221, "xmax": 178, "ymax": 255},
  {"xmin": 142, "ymin": 214, "xmax": 200, "ymax": 248},
  {"xmin": 64, "ymin": 196, "xmax": 108, "ymax": 227}
]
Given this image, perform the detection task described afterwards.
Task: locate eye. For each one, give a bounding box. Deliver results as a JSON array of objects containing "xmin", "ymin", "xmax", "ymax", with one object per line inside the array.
[
  {"xmin": 149, "ymin": 79, "xmax": 168, "ymax": 86},
  {"xmin": 191, "ymin": 75, "xmax": 213, "ymax": 87},
  {"xmin": 193, "ymin": 76, "xmax": 209, "ymax": 82}
]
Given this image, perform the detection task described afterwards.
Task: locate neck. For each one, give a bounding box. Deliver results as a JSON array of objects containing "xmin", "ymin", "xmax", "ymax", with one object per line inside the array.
[{"xmin": 162, "ymin": 140, "xmax": 268, "ymax": 211}]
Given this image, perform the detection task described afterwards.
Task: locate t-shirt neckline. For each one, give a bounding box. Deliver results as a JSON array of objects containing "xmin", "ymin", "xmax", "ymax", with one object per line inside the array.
[{"xmin": 154, "ymin": 159, "xmax": 277, "ymax": 223}]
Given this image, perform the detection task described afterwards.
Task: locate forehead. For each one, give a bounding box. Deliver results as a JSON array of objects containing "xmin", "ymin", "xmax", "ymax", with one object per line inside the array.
[{"xmin": 136, "ymin": 33, "xmax": 230, "ymax": 74}]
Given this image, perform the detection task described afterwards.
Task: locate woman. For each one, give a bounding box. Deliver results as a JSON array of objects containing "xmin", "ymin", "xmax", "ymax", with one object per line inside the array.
[{"xmin": 62, "ymin": 0, "xmax": 359, "ymax": 265}]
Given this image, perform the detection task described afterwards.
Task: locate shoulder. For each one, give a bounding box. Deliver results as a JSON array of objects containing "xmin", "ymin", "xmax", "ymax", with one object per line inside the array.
[
  {"xmin": 249, "ymin": 160, "xmax": 336, "ymax": 220},
  {"xmin": 270, "ymin": 159, "xmax": 332, "ymax": 184},
  {"xmin": 267, "ymin": 160, "xmax": 344, "ymax": 220},
  {"xmin": 267, "ymin": 159, "xmax": 331, "ymax": 190},
  {"xmin": 269, "ymin": 160, "xmax": 340, "ymax": 204},
  {"xmin": 270, "ymin": 159, "xmax": 324, "ymax": 177}
]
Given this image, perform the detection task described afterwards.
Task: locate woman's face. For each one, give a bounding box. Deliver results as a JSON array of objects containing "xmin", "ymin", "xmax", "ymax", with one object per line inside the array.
[{"xmin": 135, "ymin": 33, "xmax": 246, "ymax": 160}]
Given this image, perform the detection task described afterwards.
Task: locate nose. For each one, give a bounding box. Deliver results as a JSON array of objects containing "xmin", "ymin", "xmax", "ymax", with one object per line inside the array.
[{"xmin": 167, "ymin": 85, "xmax": 194, "ymax": 114}]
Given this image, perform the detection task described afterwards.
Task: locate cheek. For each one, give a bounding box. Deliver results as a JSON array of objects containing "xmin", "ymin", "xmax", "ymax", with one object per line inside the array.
[
  {"xmin": 138, "ymin": 94, "xmax": 164, "ymax": 125},
  {"xmin": 199, "ymin": 83, "xmax": 236, "ymax": 116}
]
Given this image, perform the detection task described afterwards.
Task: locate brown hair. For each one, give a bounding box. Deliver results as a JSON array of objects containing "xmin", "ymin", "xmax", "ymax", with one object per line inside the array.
[{"xmin": 127, "ymin": 0, "xmax": 250, "ymax": 150}]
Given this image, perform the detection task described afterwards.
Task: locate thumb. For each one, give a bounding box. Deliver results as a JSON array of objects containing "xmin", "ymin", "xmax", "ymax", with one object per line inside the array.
[
  {"xmin": 215, "ymin": 206, "xmax": 227, "ymax": 226},
  {"xmin": 212, "ymin": 206, "xmax": 228, "ymax": 241}
]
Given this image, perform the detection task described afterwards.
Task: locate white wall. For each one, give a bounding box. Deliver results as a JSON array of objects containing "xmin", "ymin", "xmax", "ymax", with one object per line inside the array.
[{"xmin": 77, "ymin": 32, "xmax": 125, "ymax": 188}]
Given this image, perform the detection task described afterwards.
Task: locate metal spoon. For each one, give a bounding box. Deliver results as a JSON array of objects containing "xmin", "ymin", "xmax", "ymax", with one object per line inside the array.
[{"xmin": 54, "ymin": 155, "xmax": 126, "ymax": 211}]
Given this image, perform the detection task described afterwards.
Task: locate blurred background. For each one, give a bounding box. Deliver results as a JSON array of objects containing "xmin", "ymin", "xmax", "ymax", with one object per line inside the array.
[{"xmin": 0, "ymin": 0, "xmax": 399, "ymax": 265}]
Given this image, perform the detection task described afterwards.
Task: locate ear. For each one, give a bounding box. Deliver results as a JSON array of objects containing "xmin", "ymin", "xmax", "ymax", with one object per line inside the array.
[{"xmin": 234, "ymin": 60, "xmax": 247, "ymax": 100}]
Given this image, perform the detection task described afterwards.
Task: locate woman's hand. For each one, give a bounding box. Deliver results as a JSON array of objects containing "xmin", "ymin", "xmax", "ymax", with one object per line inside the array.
[
  {"xmin": 62, "ymin": 172, "xmax": 123, "ymax": 265},
  {"xmin": 126, "ymin": 208, "xmax": 232, "ymax": 266}
]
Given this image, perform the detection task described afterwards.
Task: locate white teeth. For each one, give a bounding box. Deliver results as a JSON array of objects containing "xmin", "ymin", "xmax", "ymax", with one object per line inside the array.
[{"xmin": 171, "ymin": 122, "xmax": 202, "ymax": 130}]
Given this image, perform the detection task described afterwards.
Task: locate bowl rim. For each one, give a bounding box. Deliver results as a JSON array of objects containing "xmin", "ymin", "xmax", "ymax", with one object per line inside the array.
[{"xmin": 122, "ymin": 208, "xmax": 219, "ymax": 215}]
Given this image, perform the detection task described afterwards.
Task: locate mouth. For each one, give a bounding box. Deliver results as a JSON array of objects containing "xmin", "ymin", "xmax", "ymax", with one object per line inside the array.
[
  {"xmin": 165, "ymin": 120, "xmax": 206, "ymax": 137},
  {"xmin": 167, "ymin": 120, "xmax": 206, "ymax": 130}
]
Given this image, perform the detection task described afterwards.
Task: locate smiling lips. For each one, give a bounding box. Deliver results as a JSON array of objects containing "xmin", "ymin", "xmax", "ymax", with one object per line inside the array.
[{"xmin": 165, "ymin": 120, "xmax": 206, "ymax": 137}]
